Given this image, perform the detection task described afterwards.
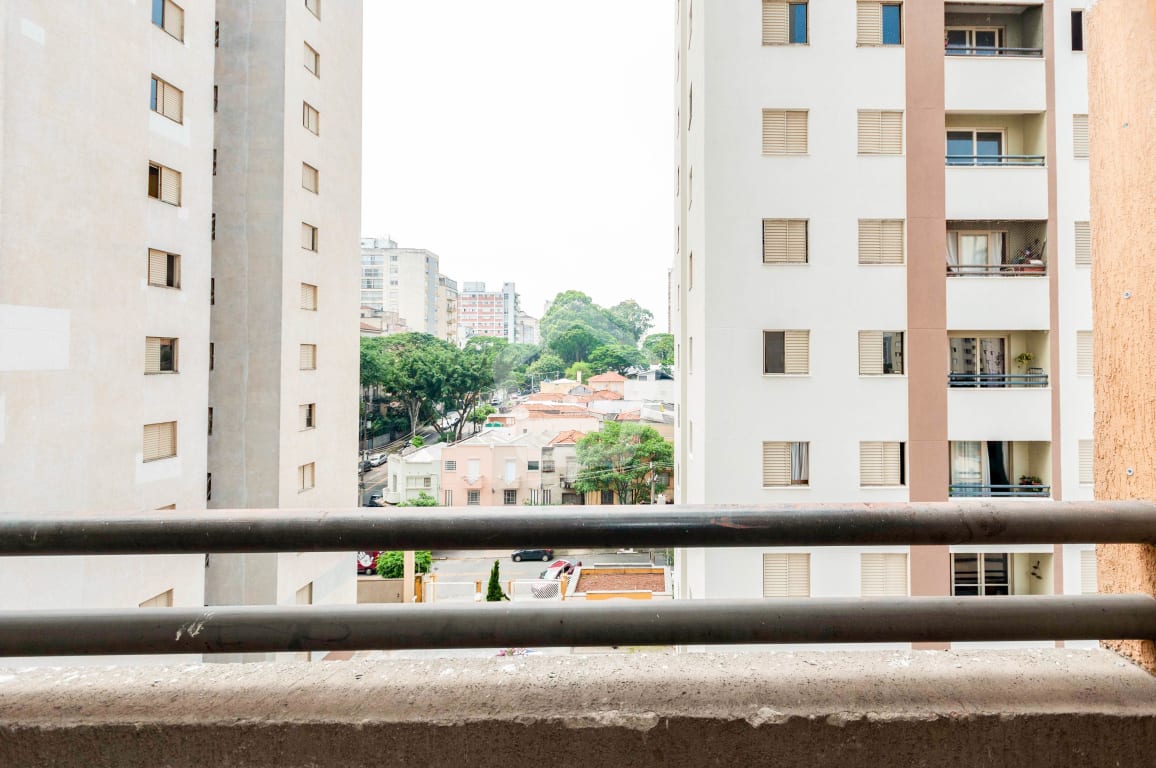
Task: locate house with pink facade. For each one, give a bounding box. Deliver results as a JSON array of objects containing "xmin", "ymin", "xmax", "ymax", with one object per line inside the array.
[{"xmin": 439, "ymin": 429, "xmax": 551, "ymax": 507}]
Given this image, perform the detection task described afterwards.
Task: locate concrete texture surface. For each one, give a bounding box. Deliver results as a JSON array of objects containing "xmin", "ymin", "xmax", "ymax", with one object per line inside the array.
[
  {"xmin": 1, "ymin": 649, "xmax": 1154, "ymax": 767},
  {"xmin": 1088, "ymin": 0, "xmax": 1156, "ymax": 673}
]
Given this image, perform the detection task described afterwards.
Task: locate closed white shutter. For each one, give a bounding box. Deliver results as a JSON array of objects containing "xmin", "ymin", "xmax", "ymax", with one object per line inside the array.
[
  {"xmin": 145, "ymin": 337, "xmax": 161, "ymax": 373},
  {"xmin": 1074, "ymin": 221, "xmax": 1091, "ymax": 266},
  {"xmin": 858, "ymin": 220, "xmax": 882, "ymax": 264},
  {"xmin": 148, "ymin": 250, "xmax": 168, "ymax": 285},
  {"xmin": 857, "ymin": 2, "xmax": 882, "ymax": 46},
  {"xmin": 859, "ymin": 111, "xmax": 902, "ymax": 155},
  {"xmin": 860, "ymin": 442, "xmax": 901, "ymax": 486},
  {"xmin": 1080, "ymin": 549, "xmax": 1097, "ymax": 594},
  {"xmin": 762, "ymin": 110, "xmax": 807, "ymax": 154},
  {"xmin": 880, "ymin": 220, "xmax": 904, "ymax": 263},
  {"xmin": 1073, "ymin": 115, "xmax": 1089, "ymax": 159},
  {"xmin": 784, "ymin": 330, "xmax": 809, "ymax": 374},
  {"xmin": 786, "ymin": 111, "xmax": 808, "ymax": 153},
  {"xmin": 301, "ymin": 223, "xmax": 316, "ymax": 250},
  {"xmin": 787, "ymin": 220, "xmax": 807, "ymax": 263},
  {"xmin": 299, "ymin": 404, "xmax": 315, "ymax": 430},
  {"xmin": 299, "ymin": 462, "xmax": 315, "ymax": 490},
  {"xmin": 859, "ymin": 331, "xmax": 884, "ymax": 375},
  {"xmin": 1076, "ymin": 331, "xmax": 1093, "ymax": 375},
  {"xmin": 861, "ymin": 553, "xmax": 908, "ymax": 596},
  {"xmin": 763, "ymin": 219, "xmax": 808, "ymax": 264},
  {"xmin": 762, "ymin": 553, "xmax": 810, "ymax": 597},
  {"xmin": 300, "ymin": 282, "xmax": 318, "ymax": 310},
  {"xmin": 1078, "ymin": 440, "xmax": 1094, "ymax": 484},
  {"xmin": 300, "ymin": 344, "xmax": 317, "ymax": 370},
  {"xmin": 762, "ymin": 1, "xmax": 788, "ymax": 45},
  {"xmin": 160, "ymin": 166, "xmax": 180, "ymax": 205},
  {"xmin": 858, "ymin": 111, "xmax": 881, "ymax": 154},
  {"xmin": 762, "ymin": 441, "xmax": 791, "ymax": 487},
  {"xmin": 162, "ymin": 81, "xmax": 183, "ymax": 123},
  {"xmin": 304, "ymin": 43, "xmax": 319, "ymax": 76},
  {"xmin": 143, "ymin": 422, "xmax": 176, "ymax": 461},
  {"xmin": 303, "ymin": 102, "xmax": 319, "ymax": 134},
  {"xmin": 302, "ymin": 163, "xmax": 319, "ymax": 192},
  {"xmin": 163, "ymin": 0, "xmax": 184, "ymax": 40}
]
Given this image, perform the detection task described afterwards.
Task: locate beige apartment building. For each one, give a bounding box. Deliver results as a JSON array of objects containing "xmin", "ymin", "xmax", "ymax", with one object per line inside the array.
[
  {"xmin": 359, "ymin": 238, "xmax": 440, "ymax": 335},
  {"xmin": 0, "ymin": 0, "xmax": 362, "ymax": 661},
  {"xmin": 436, "ymin": 273, "xmax": 459, "ymax": 344}
]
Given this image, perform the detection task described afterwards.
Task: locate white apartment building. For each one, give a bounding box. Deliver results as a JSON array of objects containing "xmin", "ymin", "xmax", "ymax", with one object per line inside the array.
[
  {"xmin": 360, "ymin": 238, "xmax": 440, "ymax": 335},
  {"xmin": 207, "ymin": 0, "xmax": 363, "ymax": 661},
  {"xmin": 436, "ymin": 273, "xmax": 459, "ymax": 344},
  {"xmin": 0, "ymin": 0, "xmax": 217, "ymax": 650},
  {"xmin": 458, "ymin": 281, "xmax": 523, "ymax": 343},
  {"xmin": 673, "ymin": 0, "xmax": 1096, "ymax": 649}
]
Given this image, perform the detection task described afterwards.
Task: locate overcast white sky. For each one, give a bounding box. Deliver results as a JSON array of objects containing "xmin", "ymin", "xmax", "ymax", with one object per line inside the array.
[{"xmin": 361, "ymin": 1, "xmax": 675, "ymax": 329}]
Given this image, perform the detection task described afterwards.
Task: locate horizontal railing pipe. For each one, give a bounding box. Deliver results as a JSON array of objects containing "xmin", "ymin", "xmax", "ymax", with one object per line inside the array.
[
  {"xmin": 946, "ymin": 154, "xmax": 1046, "ymax": 166},
  {"xmin": 945, "ymin": 46, "xmax": 1044, "ymax": 57},
  {"xmin": 1, "ymin": 596, "xmax": 1152, "ymax": 656},
  {"xmin": 2, "ymin": 502, "xmax": 1154, "ymax": 555}
]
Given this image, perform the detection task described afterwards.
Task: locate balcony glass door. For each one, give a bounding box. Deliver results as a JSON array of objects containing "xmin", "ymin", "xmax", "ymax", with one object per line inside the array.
[
  {"xmin": 945, "ymin": 27, "xmax": 1002, "ymax": 55},
  {"xmin": 946, "ymin": 130, "xmax": 1004, "ymax": 165},
  {"xmin": 950, "ymin": 336, "xmax": 1007, "ymax": 384}
]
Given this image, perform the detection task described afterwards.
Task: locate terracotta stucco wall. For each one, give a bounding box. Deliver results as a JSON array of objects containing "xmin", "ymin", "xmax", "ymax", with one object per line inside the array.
[{"xmin": 1087, "ymin": 0, "xmax": 1156, "ymax": 672}]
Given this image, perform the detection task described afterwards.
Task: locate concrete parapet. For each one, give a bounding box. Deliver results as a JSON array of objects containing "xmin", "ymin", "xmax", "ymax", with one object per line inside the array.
[{"xmin": 1, "ymin": 650, "xmax": 1154, "ymax": 767}]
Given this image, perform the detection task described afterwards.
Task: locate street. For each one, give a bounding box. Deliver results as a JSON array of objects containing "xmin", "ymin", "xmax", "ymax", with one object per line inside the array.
[{"xmin": 358, "ymin": 462, "xmax": 390, "ymax": 506}]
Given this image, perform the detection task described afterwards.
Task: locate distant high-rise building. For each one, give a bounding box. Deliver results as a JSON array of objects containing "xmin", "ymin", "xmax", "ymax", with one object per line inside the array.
[
  {"xmin": 516, "ymin": 310, "xmax": 540, "ymax": 346},
  {"xmin": 359, "ymin": 238, "xmax": 439, "ymax": 335},
  {"xmin": 458, "ymin": 282, "xmax": 523, "ymax": 343},
  {"xmin": 436, "ymin": 274, "xmax": 459, "ymax": 344}
]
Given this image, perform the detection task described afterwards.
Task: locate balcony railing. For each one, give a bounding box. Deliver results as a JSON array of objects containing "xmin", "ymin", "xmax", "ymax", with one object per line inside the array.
[
  {"xmin": 948, "ymin": 372, "xmax": 1049, "ymax": 387},
  {"xmin": 947, "ymin": 154, "xmax": 1046, "ymax": 167},
  {"xmin": 945, "ymin": 46, "xmax": 1043, "ymax": 57},
  {"xmin": 0, "ymin": 503, "xmax": 1153, "ymax": 656},
  {"xmin": 947, "ymin": 262, "xmax": 1046, "ymax": 276},
  {"xmin": 948, "ymin": 483, "xmax": 1051, "ymax": 498}
]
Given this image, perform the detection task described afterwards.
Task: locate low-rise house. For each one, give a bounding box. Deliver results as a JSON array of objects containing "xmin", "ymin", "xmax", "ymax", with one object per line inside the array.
[
  {"xmin": 383, "ymin": 445, "xmax": 443, "ymax": 505},
  {"xmin": 563, "ymin": 564, "xmax": 673, "ymax": 600},
  {"xmin": 540, "ymin": 430, "xmax": 586, "ymax": 506},
  {"xmin": 625, "ymin": 367, "xmax": 675, "ymax": 402},
  {"xmin": 439, "ymin": 429, "xmax": 549, "ymax": 507},
  {"xmin": 587, "ymin": 371, "xmax": 627, "ymax": 396}
]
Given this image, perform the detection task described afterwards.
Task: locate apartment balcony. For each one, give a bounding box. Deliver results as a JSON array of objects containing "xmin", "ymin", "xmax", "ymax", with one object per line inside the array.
[
  {"xmin": 461, "ymin": 474, "xmax": 486, "ymax": 489},
  {"xmin": 947, "ymin": 332, "xmax": 1050, "ymax": 440},
  {"xmin": 944, "ymin": 3, "xmax": 1045, "ymax": 112},
  {"xmin": 945, "ymin": 220, "xmax": 1049, "ymax": 329},
  {"xmin": 944, "ymin": 113, "xmax": 1048, "ymax": 220},
  {"xmin": 949, "ymin": 440, "xmax": 1051, "ymax": 497}
]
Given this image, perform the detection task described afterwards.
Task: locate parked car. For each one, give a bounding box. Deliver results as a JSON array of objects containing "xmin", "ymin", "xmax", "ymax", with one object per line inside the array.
[
  {"xmin": 356, "ymin": 551, "xmax": 380, "ymax": 575},
  {"xmin": 368, "ymin": 453, "xmax": 387, "ymax": 467},
  {"xmin": 368, "ymin": 491, "xmax": 385, "ymax": 507},
  {"xmin": 512, "ymin": 548, "xmax": 554, "ymax": 562},
  {"xmin": 539, "ymin": 559, "xmax": 574, "ymax": 579},
  {"xmin": 358, "ymin": 460, "xmax": 372, "ymax": 474}
]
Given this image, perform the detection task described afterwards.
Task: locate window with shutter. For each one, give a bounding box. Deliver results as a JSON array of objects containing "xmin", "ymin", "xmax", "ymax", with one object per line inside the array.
[
  {"xmin": 1078, "ymin": 440, "xmax": 1094, "ymax": 484},
  {"xmin": 147, "ymin": 249, "xmax": 180, "ymax": 288},
  {"xmin": 143, "ymin": 421, "xmax": 177, "ymax": 462},
  {"xmin": 761, "ymin": 1, "xmax": 788, "ymax": 45},
  {"xmin": 138, "ymin": 589, "xmax": 174, "ymax": 608},
  {"xmin": 858, "ymin": 111, "xmax": 903, "ymax": 155},
  {"xmin": 305, "ymin": 0, "xmax": 320, "ymax": 19},
  {"xmin": 856, "ymin": 2, "xmax": 882, "ymax": 45},
  {"xmin": 304, "ymin": 43, "xmax": 320, "ymax": 76},
  {"xmin": 762, "ymin": 110, "xmax": 807, "ymax": 155},
  {"xmin": 153, "ymin": 0, "xmax": 184, "ymax": 41},
  {"xmin": 302, "ymin": 163, "xmax": 319, "ymax": 193},
  {"xmin": 300, "ymin": 344, "xmax": 317, "ymax": 370},
  {"xmin": 762, "ymin": 441, "xmax": 807, "ymax": 487},
  {"xmin": 301, "ymin": 223, "xmax": 318, "ymax": 251},
  {"xmin": 1076, "ymin": 331, "xmax": 1092, "ymax": 375},
  {"xmin": 763, "ymin": 330, "xmax": 808, "ymax": 374},
  {"xmin": 150, "ymin": 76, "xmax": 183, "ymax": 123},
  {"xmin": 1074, "ymin": 221, "xmax": 1091, "ymax": 266},
  {"xmin": 300, "ymin": 403, "xmax": 316, "ymax": 430},
  {"xmin": 300, "ymin": 283, "xmax": 318, "ymax": 310},
  {"xmin": 762, "ymin": 219, "xmax": 807, "ymax": 264},
  {"xmin": 762, "ymin": 553, "xmax": 810, "ymax": 597},
  {"xmin": 145, "ymin": 337, "xmax": 178, "ymax": 374},
  {"xmin": 861, "ymin": 553, "xmax": 908, "ymax": 596},
  {"xmin": 858, "ymin": 219, "xmax": 904, "ymax": 264},
  {"xmin": 1073, "ymin": 115, "xmax": 1089, "ymax": 158},
  {"xmin": 303, "ymin": 102, "xmax": 320, "ymax": 135},
  {"xmin": 299, "ymin": 462, "xmax": 316, "ymax": 491},
  {"xmin": 860, "ymin": 442, "xmax": 904, "ymax": 486},
  {"xmin": 1079, "ymin": 549, "xmax": 1097, "ymax": 594},
  {"xmin": 859, "ymin": 331, "xmax": 883, "ymax": 375},
  {"xmin": 148, "ymin": 163, "xmax": 181, "ymax": 205}
]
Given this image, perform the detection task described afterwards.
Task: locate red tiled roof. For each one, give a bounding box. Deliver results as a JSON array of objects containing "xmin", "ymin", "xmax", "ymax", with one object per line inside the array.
[
  {"xmin": 589, "ymin": 390, "xmax": 623, "ymax": 401},
  {"xmin": 615, "ymin": 410, "xmax": 642, "ymax": 421},
  {"xmin": 527, "ymin": 392, "xmax": 559, "ymax": 402},
  {"xmin": 549, "ymin": 430, "xmax": 586, "ymax": 445},
  {"xmin": 588, "ymin": 371, "xmax": 627, "ymax": 382}
]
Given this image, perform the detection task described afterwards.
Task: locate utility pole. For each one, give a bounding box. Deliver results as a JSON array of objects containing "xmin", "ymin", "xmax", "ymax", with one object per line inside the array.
[{"xmin": 649, "ymin": 461, "xmax": 656, "ymax": 504}]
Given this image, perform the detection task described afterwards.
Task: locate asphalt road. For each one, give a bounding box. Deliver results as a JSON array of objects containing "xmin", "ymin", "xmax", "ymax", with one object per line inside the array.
[{"xmin": 358, "ymin": 463, "xmax": 390, "ymax": 506}]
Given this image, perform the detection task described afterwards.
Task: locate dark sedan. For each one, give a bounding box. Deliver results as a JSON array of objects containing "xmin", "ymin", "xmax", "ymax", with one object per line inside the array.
[{"xmin": 511, "ymin": 548, "xmax": 554, "ymax": 562}]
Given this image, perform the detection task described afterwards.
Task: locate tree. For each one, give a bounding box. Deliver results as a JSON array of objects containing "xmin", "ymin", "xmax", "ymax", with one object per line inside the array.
[
  {"xmin": 363, "ymin": 333, "xmax": 458, "ymax": 437},
  {"xmin": 608, "ymin": 300, "xmax": 654, "ymax": 344},
  {"xmin": 398, "ymin": 491, "xmax": 437, "ymax": 507},
  {"xmin": 548, "ymin": 324, "xmax": 606, "ymax": 364},
  {"xmin": 566, "ymin": 361, "xmax": 593, "ymax": 382},
  {"xmin": 539, "ymin": 291, "xmax": 635, "ymax": 349},
  {"xmin": 486, "ymin": 560, "xmax": 509, "ymax": 601},
  {"xmin": 574, "ymin": 422, "xmax": 673, "ymax": 505},
  {"xmin": 526, "ymin": 352, "xmax": 566, "ymax": 385},
  {"xmin": 376, "ymin": 550, "xmax": 432, "ymax": 578},
  {"xmin": 642, "ymin": 333, "xmax": 674, "ymax": 366},
  {"xmin": 588, "ymin": 344, "xmax": 647, "ymax": 375},
  {"xmin": 469, "ymin": 404, "xmax": 496, "ymax": 426}
]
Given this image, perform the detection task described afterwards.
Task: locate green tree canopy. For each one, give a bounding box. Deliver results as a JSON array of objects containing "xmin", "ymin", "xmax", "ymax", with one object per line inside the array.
[
  {"xmin": 642, "ymin": 333, "xmax": 674, "ymax": 366},
  {"xmin": 608, "ymin": 300, "xmax": 654, "ymax": 344},
  {"xmin": 548, "ymin": 324, "xmax": 607, "ymax": 364},
  {"xmin": 539, "ymin": 291, "xmax": 634, "ymax": 351},
  {"xmin": 361, "ymin": 334, "xmax": 458, "ymax": 437},
  {"xmin": 566, "ymin": 361, "xmax": 594, "ymax": 382},
  {"xmin": 486, "ymin": 560, "xmax": 509, "ymax": 601},
  {"xmin": 526, "ymin": 352, "xmax": 566, "ymax": 384},
  {"xmin": 376, "ymin": 550, "xmax": 432, "ymax": 578},
  {"xmin": 588, "ymin": 344, "xmax": 648, "ymax": 375},
  {"xmin": 573, "ymin": 422, "xmax": 673, "ymax": 505},
  {"xmin": 398, "ymin": 492, "xmax": 438, "ymax": 507}
]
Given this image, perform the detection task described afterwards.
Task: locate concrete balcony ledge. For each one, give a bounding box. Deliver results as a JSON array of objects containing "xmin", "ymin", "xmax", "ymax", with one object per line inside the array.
[{"xmin": 2, "ymin": 649, "xmax": 1154, "ymax": 767}]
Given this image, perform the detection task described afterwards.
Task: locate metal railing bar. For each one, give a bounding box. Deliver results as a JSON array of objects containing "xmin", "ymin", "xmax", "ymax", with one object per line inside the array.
[
  {"xmin": 949, "ymin": 484, "xmax": 1052, "ymax": 498},
  {"xmin": 945, "ymin": 47, "xmax": 1043, "ymax": 56},
  {"xmin": 1, "ymin": 503, "xmax": 1153, "ymax": 555},
  {"xmin": 1, "ymin": 596, "xmax": 1151, "ymax": 656},
  {"xmin": 948, "ymin": 373, "xmax": 1049, "ymax": 387},
  {"xmin": 945, "ymin": 155, "xmax": 1047, "ymax": 166}
]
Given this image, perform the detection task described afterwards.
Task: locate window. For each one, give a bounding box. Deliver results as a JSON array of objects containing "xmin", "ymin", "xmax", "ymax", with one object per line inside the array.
[
  {"xmin": 150, "ymin": 76, "xmax": 183, "ymax": 123},
  {"xmin": 1073, "ymin": 115, "xmax": 1089, "ymax": 159},
  {"xmin": 1071, "ymin": 10, "xmax": 1084, "ymax": 51},
  {"xmin": 1079, "ymin": 440, "xmax": 1094, "ymax": 485},
  {"xmin": 211, "ymin": 212, "xmax": 216, "ymax": 240},
  {"xmin": 299, "ymin": 462, "xmax": 315, "ymax": 491},
  {"xmin": 528, "ymin": 460, "xmax": 540, "ymax": 471},
  {"xmin": 214, "ymin": 20, "xmax": 219, "ymax": 47},
  {"xmin": 148, "ymin": 163, "xmax": 181, "ymax": 206},
  {"xmin": 945, "ymin": 27, "xmax": 1003, "ymax": 55},
  {"xmin": 688, "ymin": 252, "xmax": 694, "ymax": 289},
  {"xmin": 300, "ymin": 283, "xmax": 318, "ymax": 310},
  {"xmin": 762, "ymin": 110, "xmax": 808, "ymax": 154},
  {"xmin": 301, "ymin": 223, "xmax": 318, "ymax": 251},
  {"xmin": 304, "ymin": 43, "xmax": 320, "ymax": 76},
  {"xmin": 858, "ymin": 219, "xmax": 904, "ymax": 264},
  {"xmin": 859, "ymin": 442, "xmax": 906, "ymax": 486},
  {"xmin": 1076, "ymin": 331, "xmax": 1093, "ymax": 375},
  {"xmin": 147, "ymin": 249, "xmax": 180, "ymax": 288},
  {"xmin": 601, "ymin": 490, "xmax": 615, "ymax": 505},
  {"xmin": 300, "ymin": 403, "xmax": 316, "ymax": 430},
  {"xmin": 209, "ymin": 342, "xmax": 214, "ymax": 371},
  {"xmin": 157, "ymin": 504, "xmax": 177, "ymax": 511},
  {"xmin": 139, "ymin": 589, "xmax": 174, "ymax": 608},
  {"xmin": 1080, "ymin": 549, "xmax": 1097, "ymax": 594},
  {"xmin": 946, "ymin": 130, "xmax": 1004, "ymax": 165},
  {"xmin": 143, "ymin": 421, "xmax": 177, "ymax": 462},
  {"xmin": 305, "ymin": 0, "xmax": 320, "ymax": 19},
  {"xmin": 952, "ymin": 553, "xmax": 1009, "ymax": 596},
  {"xmin": 762, "ymin": 219, "xmax": 808, "ymax": 264},
  {"xmin": 213, "ymin": 85, "xmax": 218, "ymax": 113},
  {"xmin": 210, "ymin": 278, "xmax": 215, "ymax": 305},
  {"xmin": 762, "ymin": 553, "xmax": 810, "ymax": 597},
  {"xmin": 300, "ymin": 343, "xmax": 317, "ymax": 370},
  {"xmin": 145, "ymin": 337, "xmax": 179, "ymax": 374},
  {"xmin": 152, "ymin": 0, "xmax": 184, "ymax": 41},
  {"xmin": 503, "ymin": 489, "xmax": 517, "ymax": 505},
  {"xmin": 467, "ymin": 490, "xmax": 481, "ymax": 506},
  {"xmin": 762, "ymin": 1, "xmax": 807, "ymax": 45},
  {"xmin": 762, "ymin": 441, "xmax": 809, "ymax": 487},
  {"xmin": 302, "ymin": 163, "xmax": 319, "ymax": 193},
  {"xmin": 861, "ymin": 553, "xmax": 908, "ymax": 596},
  {"xmin": 303, "ymin": 102, "xmax": 320, "ymax": 135},
  {"xmin": 444, "ymin": 490, "xmax": 453, "ymax": 506},
  {"xmin": 859, "ymin": 331, "xmax": 904, "ymax": 375},
  {"xmin": 213, "ymin": 149, "xmax": 217, "ymax": 176},
  {"xmin": 206, "ymin": 472, "xmax": 212, "ymax": 501},
  {"xmin": 762, "ymin": 330, "xmax": 809, "ymax": 375},
  {"xmin": 858, "ymin": 111, "xmax": 903, "ymax": 155},
  {"xmin": 857, "ymin": 2, "xmax": 901, "ymax": 46},
  {"xmin": 1074, "ymin": 221, "xmax": 1091, "ymax": 266},
  {"xmin": 444, "ymin": 459, "xmax": 458, "ymax": 472},
  {"xmin": 207, "ymin": 407, "xmax": 213, "ymax": 436}
]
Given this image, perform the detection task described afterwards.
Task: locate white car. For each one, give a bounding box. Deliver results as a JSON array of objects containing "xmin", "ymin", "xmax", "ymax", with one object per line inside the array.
[{"xmin": 368, "ymin": 453, "xmax": 387, "ymax": 467}]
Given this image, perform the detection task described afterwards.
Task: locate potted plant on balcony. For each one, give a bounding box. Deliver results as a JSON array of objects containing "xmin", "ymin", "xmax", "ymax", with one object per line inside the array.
[
  {"xmin": 1018, "ymin": 475, "xmax": 1045, "ymax": 495},
  {"xmin": 1014, "ymin": 352, "xmax": 1035, "ymax": 370}
]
